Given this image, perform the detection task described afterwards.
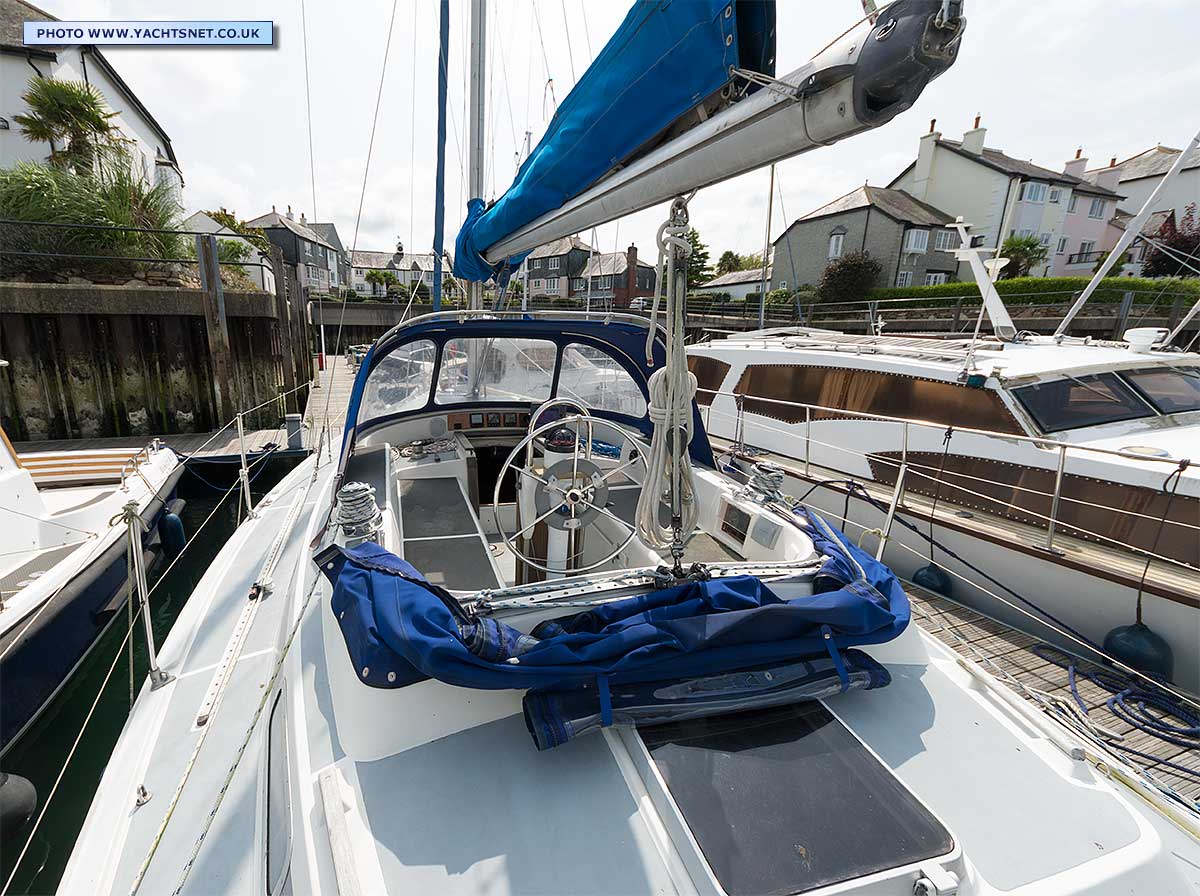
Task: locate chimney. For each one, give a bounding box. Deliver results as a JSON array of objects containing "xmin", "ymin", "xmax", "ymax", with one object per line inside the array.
[
  {"xmin": 1063, "ymin": 148, "xmax": 1088, "ymax": 179},
  {"xmin": 626, "ymin": 245, "xmax": 638, "ymax": 296},
  {"xmin": 912, "ymin": 121, "xmax": 942, "ymax": 200},
  {"xmin": 286, "ymin": 205, "xmax": 294, "ymax": 221},
  {"xmin": 1094, "ymin": 157, "xmax": 1123, "ymax": 192},
  {"xmin": 300, "ymin": 212, "xmax": 307, "ymax": 225},
  {"xmin": 961, "ymin": 115, "xmax": 986, "ymax": 155},
  {"xmin": 271, "ymin": 204, "xmax": 276, "ymax": 214}
]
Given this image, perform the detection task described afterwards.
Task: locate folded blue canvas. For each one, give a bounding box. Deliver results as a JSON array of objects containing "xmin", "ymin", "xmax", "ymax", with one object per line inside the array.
[
  {"xmin": 523, "ymin": 649, "xmax": 891, "ymax": 750},
  {"xmin": 318, "ymin": 508, "xmax": 907, "ymax": 696}
]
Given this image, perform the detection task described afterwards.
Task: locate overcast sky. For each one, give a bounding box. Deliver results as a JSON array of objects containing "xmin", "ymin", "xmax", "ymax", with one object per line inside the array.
[{"xmin": 36, "ymin": 0, "xmax": 1199, "ymax": 265}]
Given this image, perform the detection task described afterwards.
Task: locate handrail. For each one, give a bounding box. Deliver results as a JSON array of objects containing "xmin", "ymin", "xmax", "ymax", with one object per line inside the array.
[{"xmin": 697, "ymin": 386, "xmax": 1195, "ymax": 469}]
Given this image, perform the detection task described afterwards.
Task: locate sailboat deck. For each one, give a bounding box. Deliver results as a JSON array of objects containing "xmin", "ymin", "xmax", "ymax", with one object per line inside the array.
[{"xmin": 907, "ymin": 584, "xmax": 1200, "ymax": 804}]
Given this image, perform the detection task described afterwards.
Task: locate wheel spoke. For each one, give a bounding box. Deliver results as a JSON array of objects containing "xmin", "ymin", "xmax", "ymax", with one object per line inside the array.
[
  {"xmin": 598, "ymin": 456, "xmax": 642, "ymax": 484},
  {"xmin": 515, "ymin": 503, "xmax": 563, "ymax": 540},
  {"xmin": 580, "ymin": 498, "xmax": 633, "ymax": 533}
]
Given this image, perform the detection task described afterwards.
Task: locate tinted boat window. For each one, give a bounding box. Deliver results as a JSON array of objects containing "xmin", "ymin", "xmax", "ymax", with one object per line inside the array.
[
  {"xmin": 1122, "ymin": 366, "xmax": 1200, "ymax": 415},
  {"xmin": 734, "ymin": 364, "xmax": 1022, "ymax": 433},
  {"xmin": 687, "ymin": 355, "xmax": 732, "ymax": 407},
  {"xmin": 642, "ymin": 702, "xmax": 953, "ymax": 896},
  {"xmin": 266, "ymin": 690, "xmax": 291, "ymax": 894},
  {"xmin": 1012, "ymin": 372, "xmax": 1152, "ymax": 433}
]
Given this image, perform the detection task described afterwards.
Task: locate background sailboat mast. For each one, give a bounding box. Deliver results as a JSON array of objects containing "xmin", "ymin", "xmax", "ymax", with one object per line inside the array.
[
  {"xmin": 433, "ymin": 0, "xmax": 450, "ymax": 311},
  {"xmin": 468, "ymin": 0, "xmax": 488, "ymax": 310}
]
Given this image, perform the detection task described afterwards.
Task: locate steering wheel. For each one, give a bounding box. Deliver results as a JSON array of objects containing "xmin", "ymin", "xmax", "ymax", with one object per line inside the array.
[{"xmin": 493, "ymin": 412, "xmax": 649, "ymax": 574}]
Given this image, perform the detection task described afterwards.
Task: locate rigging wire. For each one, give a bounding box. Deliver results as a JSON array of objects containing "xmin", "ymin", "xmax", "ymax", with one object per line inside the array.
[
  {"xmin": 316, "ymin": 0, "xmax": 401, "ymax": 459},
  {"xmin": 560, "ymin": 0, "xmax": 576, "ymax": 85},
  {"xmin": 579, "ymin": 0, "xmax": 593, "ymax": 62},
  {"xmin": 409, "ymin": 0, "xmax": 419, "ymax": 263},
  {"xmin": 299, "ymin": 0, "xmax": 318, "ymax": 221}
]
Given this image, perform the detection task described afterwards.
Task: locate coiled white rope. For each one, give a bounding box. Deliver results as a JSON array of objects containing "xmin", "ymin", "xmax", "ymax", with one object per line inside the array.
[{"xmin": 636, "ymin": 198, "xmax": 698, "ymax": 558}]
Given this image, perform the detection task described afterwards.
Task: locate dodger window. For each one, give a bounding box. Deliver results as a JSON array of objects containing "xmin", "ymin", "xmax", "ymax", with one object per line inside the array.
[
  {"xmin": 1013, "ymin": 372, "xmax": 1153, "ymax": 433},
  {"xmin": 358, "ymin": 339, "xmax": 436, "ymax": 423}
]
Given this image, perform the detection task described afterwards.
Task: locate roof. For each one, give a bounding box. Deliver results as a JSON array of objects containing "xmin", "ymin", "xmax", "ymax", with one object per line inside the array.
[
  {"xmin": 246, "ymin": 211, "xmax": 334, "ymax": 250},
  {"xmin": 894, "ymin": 139, "xmax": 1122, "ymax": 199},
  {"xmin": 796, "ymin": 185, "xmax": 954, "ymax": 229},
  {"xmin": 0, "ymin": 0, "xmax": 181, "ymax": 169},
  {"xmin": 1090, "ymin": 144, "xmax": 1200, "ymax": 183},
  {"xmin": 1109, "ymin": 208, "xmax": 1175, "ymax": 238},
  {"xmin": 528, "ymin": 235, "xmax": 592, "ymax": 259},
  {"xmin": 308, "ymin": 223, "xmax": 346, "ymax": 253},
  {"xmin": 351, "ymin": 250, "xmax": 397, "ymax": 269},
  {"xmin": 579, "ymin": 251, "xmax": 655, "ymax": 278},
  {"xmin": 0, "ymin": 0, "xmax": 55, "ymax": 51},
  {"xmin": 700, "ymin": 267, "xmax": 771, "ymax": 288}
]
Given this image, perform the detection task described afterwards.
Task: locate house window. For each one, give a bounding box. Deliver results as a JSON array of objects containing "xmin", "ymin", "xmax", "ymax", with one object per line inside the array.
[
  {"xmin": 1068, "ymin": 194, "xmax": 1079, "ymax": 213},
  {"xmin": 779, "ymin": 281, "xmax": 788, "ymax": 290},
  {"xmin": 970, "ymin": 234, "xmax": 986, "ymax": 248},
  {"xmin": 1089, "ymin": 198, "xmax": 1107, "ymax": 219},
  {"xmin": 1056, "ymin": 237, "xmax": 1068, "ymax": 255},
  {"xmin": 548, "ymin": 257, "xmax": 561, "ymax": 270},
  {"xmin": 903, "ymin": 229, "xmax": 929, "ymax": 253},
  {"xmin": 532, "ymin": 279, "xmax": 543, "ymax": 288},
  {"xmin": 924, "ymin": 272, "xmax": 949, "ymax": 286},
  {"xmin": 1049, "ymin": 188, "xmax": 1062, "ymax": 204},
  {"xmin": 1039, "ymin": 232, "xmax": 1052, "ymax": 246},
  {"xmin": 896, "ymin": 271, "xmax": 914, "ymax": 287},
  {"xmin": 1019, "ymin": 182, "xmax": 1048, "ymax": 203},
  {"xmin": 547, "ymin": 277, "xmax": 559, "ymax": 290},
  {"xmin": 571, "ymin": 278, "xmax": 585, "ymax": 291},
  {"xmin": 827, "ymin": 233, "xmax": 844, "ymax": 259},
  {"xmin": 1080, "ymin": 240, "xmax": 1096, "ymax": 256},
  {"xmin": 933, "ymin": 229, "xmax": 956, "ymax": 252},
  {"xmin": 600, "ymin": 275, "xmax": 613, "ymax": 290}
]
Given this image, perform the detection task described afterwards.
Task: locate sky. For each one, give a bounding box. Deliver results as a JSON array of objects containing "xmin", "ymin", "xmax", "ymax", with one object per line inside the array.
[{"xmin": 35, "ymin": 0, "xmax": 1200, "ymax": 267}]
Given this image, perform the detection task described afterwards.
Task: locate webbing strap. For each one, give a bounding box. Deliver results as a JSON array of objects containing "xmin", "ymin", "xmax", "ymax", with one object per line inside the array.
[
  {"xmin": 821, "ymin": 624, "xmax": 850, "ymax": 693},
  {"xmin": 597, "ymin": 675, "xmax": 613, "ymax": 727}
]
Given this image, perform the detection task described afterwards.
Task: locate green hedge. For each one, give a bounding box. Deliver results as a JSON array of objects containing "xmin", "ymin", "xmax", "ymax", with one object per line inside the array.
[{"xmin": 866, "ymin": 276, "xmax": 1200, "ymax": 307}]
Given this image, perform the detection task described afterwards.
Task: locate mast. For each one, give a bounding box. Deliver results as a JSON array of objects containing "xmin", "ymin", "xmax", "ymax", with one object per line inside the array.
[
  {"xmin": 432, "ymin": 0, "xmax": 450, "ymax": 311},
  {"xmin": 1056, "ymin": 129, "xmax": 1200, "ymax": 337},
  {"xmin": 467, "ymin": 0, "xmax": 488, "ymax": 311}
]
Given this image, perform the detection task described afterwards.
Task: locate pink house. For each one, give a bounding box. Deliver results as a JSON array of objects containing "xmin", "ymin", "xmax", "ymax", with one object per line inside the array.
[{"xmin": 1050, "ymin": 150, "xmax": 1124, "ymax": 277}]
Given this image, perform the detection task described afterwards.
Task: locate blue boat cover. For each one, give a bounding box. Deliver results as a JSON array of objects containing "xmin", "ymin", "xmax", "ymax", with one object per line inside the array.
[
  {"xmin": 318, "ymin": 509, "xmax": 906, "ymax": 747},
  {"xmin": 454, "ymin": 0, "xmax": 776, "ymax": 282}
]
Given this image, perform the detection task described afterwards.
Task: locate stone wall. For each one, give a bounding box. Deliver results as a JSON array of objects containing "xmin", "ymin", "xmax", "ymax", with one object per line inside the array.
[{"xmin": 0, "ymin": 279, "xmax": 310, "ymax": 441}]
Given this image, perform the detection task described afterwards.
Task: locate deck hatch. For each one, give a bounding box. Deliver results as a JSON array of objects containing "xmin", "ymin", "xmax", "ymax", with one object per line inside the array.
[{"xmin": 641, "ymin": 701, "xmax": 953, "ymax": 895}]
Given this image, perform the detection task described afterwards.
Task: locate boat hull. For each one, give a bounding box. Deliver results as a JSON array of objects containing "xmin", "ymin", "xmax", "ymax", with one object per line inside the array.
[{"xmin": 0, "ymin": 489, "xmax": 183, "ymax": 754}]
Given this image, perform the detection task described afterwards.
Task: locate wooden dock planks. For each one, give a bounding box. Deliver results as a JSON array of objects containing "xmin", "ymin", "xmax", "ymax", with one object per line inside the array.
[{"xmin": 908, "ymin": 584, "xmax": 1200, "ymax": 804}]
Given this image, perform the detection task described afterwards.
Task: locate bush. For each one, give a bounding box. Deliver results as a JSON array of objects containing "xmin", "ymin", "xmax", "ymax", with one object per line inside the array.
[
  {"xmin": 0, "ymin": 160, "xmax": 183, "ymax": 279},
  {"xmin": 765, "ymin": 288, "xmax": 792, "ymax": 305},
  {"xmin": 817, "ymin": 251, "xmax": 883, "ymax": 303}
]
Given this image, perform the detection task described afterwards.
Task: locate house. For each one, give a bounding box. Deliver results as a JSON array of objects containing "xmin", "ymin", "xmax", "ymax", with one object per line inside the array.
[
  {"xmin": 770, "ymin": 185, "xmax": 958, "ymax": 291},
  {"xmin": 1055, "ymin": 150, "xmax": 1126, "ymax": 275},
  {"xmin": 350, "ymin": 248, "xmax": 454, "ymax": 299},
  {"xmin": 1087, "ymin": 143, "xmax": 1200, "ymax": 223},
  {"xmin": 246, "ymin": 206, "xmax": 337, "ymax": 297},
  {"xmin": 570, "ymin": 246, "xmax": 656, "ymax": 307},
  {"xmin": 308, "ymin": 222, "xmax": 350, "ymax": 291},
  {"xmin": 526, "ymin": 235, "xmax": 593, "ymax": 299},
  {"xmin": 181, "ymin": 210, "xmax": 276, "ymax": 292},
  {"xmin": 890, "ymin": 117, "xmax": 1122, "ymax": 278},
  {"xmin": 697, "ymin": 268, "xmax": 770, "ymax": 300},
  {"xmin": 0, "ymin": 0, "xmax": 183, "ymax": 202}
]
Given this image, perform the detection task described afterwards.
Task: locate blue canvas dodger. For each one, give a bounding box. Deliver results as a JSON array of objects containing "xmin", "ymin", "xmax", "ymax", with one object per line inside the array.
[{"xmin": 318, "ymin": 509, "xmax": 907, "ymax": 739}]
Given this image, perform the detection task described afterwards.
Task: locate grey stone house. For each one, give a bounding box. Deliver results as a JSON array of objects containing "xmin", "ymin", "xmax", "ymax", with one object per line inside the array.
[
  {"xmin": 246, "ymin": 207, "xmax": 338, "ymax": 296},
  {"xmin": 770, "ymin": 185, "xmax": 959, "ymax": 292},
  {"xmin": 309, "ymin": 222, "xmax": 350, "ymax": 290},
  {"xmin": 526, "ymin": 236, "xmax": 594, "ymax": 299}
]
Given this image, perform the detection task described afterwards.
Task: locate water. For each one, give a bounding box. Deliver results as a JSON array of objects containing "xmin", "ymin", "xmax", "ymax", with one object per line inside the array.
[{"xmin": 0, "ymin": 459, "xmax": 299, "ymax": 895}]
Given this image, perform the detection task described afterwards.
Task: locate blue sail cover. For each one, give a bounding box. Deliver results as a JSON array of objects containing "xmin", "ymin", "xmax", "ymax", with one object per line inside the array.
[
  {"xmin": 454, "ymin": 0, "xmax": 776, "ymax": 282},
  {"xmin": 318, "ymin": 509, "xmax": 907, "ymax": 749}
]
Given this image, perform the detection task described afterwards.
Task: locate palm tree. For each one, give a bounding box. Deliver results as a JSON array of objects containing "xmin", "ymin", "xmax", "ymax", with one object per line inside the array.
[
  {"xmin": 716, "ymin": 250, "xmax": 741, "ymax": 275},
  {"xmin": 998, "ymin": 235, "xmax": 1049, "ymax": 278},
  {"xmin": 13, "ymin": 77, "xmax": 122, "ymax": 173}
]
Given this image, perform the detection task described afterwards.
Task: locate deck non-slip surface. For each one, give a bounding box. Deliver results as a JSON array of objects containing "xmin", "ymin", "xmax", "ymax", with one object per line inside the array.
[{"xmin": 907, "ymin": 584, "xmax": 1200, "ymax": 804}]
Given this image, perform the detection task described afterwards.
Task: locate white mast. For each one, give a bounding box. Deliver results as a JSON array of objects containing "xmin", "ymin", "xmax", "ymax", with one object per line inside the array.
[
  {"xmin": 468, "ymin": 0, "xmax": 488, "ymax": 311},
  {"xmin": 1055, "ymin": 129, "xmax": 1200, "ymax": 337}
]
